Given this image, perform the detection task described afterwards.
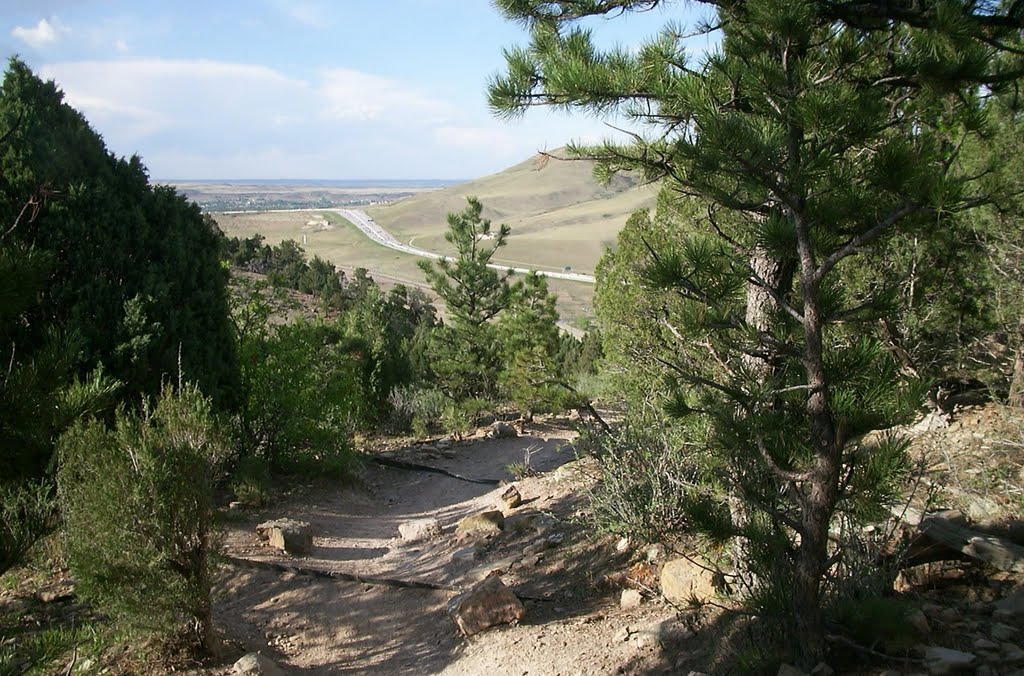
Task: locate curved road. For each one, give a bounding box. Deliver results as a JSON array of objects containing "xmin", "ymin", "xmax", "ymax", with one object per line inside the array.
[{"xmin": 334, "ymin": 208, "xmax": 597, "ymax": 285}]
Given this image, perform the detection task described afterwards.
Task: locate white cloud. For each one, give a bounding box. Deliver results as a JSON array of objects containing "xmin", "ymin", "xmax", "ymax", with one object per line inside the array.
[
  {"xmin": 114, "ymin": 39, "xmax": 129, "ymax": 52},
  {"xmin": 318, "ymin": 67, "xmax": 455, "ymax": 123},
  {"xmin": 34, "ymin": 57, "xmax": 630, "ymax": 179},
  {"xmin": 11, "ymin": 17, "xmax": 69, "ymax": 48}
]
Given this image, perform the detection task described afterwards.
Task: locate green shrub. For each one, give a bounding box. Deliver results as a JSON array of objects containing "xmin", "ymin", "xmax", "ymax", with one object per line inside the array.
[
  {"xmin": 0, "ymin": 481, "xmax": 54, "ymax": 576},
  {"xmin": 234, "ymin": 316, "xmax": 361, "ymax": 476},
  {"xmin": 229, "ymin": 455, "xmax": 272, "ymax": 507},
  {"xmin": 57, "ymin": 385, "xmax": 229, "ymax": 654},
  {"xmin": 385, "ymin": 386, "xmax": 449, "ymax": 435}
]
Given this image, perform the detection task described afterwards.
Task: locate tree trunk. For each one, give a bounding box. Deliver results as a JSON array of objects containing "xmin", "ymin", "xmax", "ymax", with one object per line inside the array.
[
  {"xmin": 1009, "ymin": 317, "xmax": 1024, "ymax": 408},
  {"xmin": 730, "ymin": 247, "xmax": 796, "ymax": 588},
  {"xmin": 793, "ymin": 215, "xmax": 843, "ymax": 669},
  {"xmin": 743, "ymin": 247, "xmax": 795, "ymax": 377}
]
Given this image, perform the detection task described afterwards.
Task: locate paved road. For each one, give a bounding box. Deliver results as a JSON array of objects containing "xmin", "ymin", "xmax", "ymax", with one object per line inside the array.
[{"xmin": 334, "ymin": 208, "xmax": 597, "ymax": 285}]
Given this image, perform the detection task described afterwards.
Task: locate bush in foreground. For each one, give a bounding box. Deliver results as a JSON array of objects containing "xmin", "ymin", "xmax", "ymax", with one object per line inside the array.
[{"xmin": 57, "ymin": 385, "xmax": 229, "ymax": 653}]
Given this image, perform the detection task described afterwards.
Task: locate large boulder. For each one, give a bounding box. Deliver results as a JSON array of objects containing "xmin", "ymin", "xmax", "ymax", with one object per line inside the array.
[
  {"xmin": 660, "ymin": 557, "xmax": 717, "ymax": 605},
  {"xmin": 456, "ymin": 510, "xmax": 505, "ymax": 538},
  {"xmin": 486, "ymin": 421, "xmax": 518, "ymax": 439},
  {"xmin": 256, "ymin": 518, "xmax": 313, "ymax": 556},
  {"xmin": 398, "ymin": 518, "xmax": 442, "ymax": 542},
  {"xmin": 447, "ymin": 573, "xmax": 525, "ymax": 636}
]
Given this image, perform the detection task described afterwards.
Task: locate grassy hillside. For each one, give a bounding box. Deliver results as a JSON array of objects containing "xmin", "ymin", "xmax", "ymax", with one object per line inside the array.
[
  {"xmin": 366, "ymin": 151, "xmax": 659, "ymax": 275},
  {"xmin": 215, "ymin": 150, "xmax": 659, "ymax": 324}
]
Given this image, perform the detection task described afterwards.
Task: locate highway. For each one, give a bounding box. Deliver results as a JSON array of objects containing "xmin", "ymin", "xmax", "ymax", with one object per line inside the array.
[{"xmin": 334, "ymin": 208, "xmax": 597, "ymax": 285}]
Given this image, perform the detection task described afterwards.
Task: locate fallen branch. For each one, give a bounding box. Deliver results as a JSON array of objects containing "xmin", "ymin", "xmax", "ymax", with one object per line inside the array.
[
  {"xmin": 887, "ymin": 506, "xmax": 1024, "ymax": 573},
  {"xmin": 368, "ymin": 456, "xmax": 501, "ymax": 485},
  {"xmin": 223, "ymin": 555, "xmax": 556, "ymax": 602},
  {"xmin": 222, "ymin": 555, "xmax": 459, "ymax": 591}
]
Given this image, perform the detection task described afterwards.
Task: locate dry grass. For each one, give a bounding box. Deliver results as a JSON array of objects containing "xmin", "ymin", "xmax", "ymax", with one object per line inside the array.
[{"xmin": 367, "ymin": 151, "xmax": 658, "ymax": 275}]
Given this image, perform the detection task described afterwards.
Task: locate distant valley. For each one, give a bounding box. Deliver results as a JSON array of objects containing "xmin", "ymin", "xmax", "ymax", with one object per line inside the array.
[{"xmin": 205, "ymin": 151, "xmax": 659, "ymax": 324}]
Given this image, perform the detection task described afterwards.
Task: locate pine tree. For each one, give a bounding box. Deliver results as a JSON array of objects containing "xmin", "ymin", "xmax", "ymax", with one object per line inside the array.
[
  {"xmin": 490, "ymin": 0, "xmax": 1024, "ymax": 665},
  {"xmin": 419, "ymin": 197, "xmax": 514, "ymax": 399}
]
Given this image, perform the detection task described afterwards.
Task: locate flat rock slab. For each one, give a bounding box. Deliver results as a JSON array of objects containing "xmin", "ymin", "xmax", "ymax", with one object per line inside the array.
[
  {"xmin": 256, "ymin": 518, "xmax": 313, "ymax": 556},
  {"xmin": 447, "ymin": 573, "xmax": 525, "ymax": 636}
]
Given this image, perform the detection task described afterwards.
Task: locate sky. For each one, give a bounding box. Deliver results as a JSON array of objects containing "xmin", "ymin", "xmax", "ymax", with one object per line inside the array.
[{"xmin": 1, "ymin": 1, "xmax": 716, "ymax": 180}]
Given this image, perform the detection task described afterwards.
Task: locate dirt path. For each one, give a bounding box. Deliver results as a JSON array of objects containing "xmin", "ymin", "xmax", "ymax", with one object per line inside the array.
[{"xmin": 212, "ymin": 421, "xmax": 690, "ymax": 675}]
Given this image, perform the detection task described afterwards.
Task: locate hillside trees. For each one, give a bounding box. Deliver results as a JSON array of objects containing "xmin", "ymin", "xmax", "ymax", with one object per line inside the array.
[{"xmin": 490, "ymin": 0, "xmax": 1024, "ymax": 665}]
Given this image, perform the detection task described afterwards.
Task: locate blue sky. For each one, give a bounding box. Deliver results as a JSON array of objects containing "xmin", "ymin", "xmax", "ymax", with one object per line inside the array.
[{"xmin": 2, "ymin": 1, "xmax": 716, "ymax": 180}]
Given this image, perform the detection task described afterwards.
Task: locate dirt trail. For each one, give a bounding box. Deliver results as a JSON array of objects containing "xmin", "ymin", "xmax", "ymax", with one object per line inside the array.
[{"xmin": 213, "ymin": 421, "xmax": 684, "ymax": 675}]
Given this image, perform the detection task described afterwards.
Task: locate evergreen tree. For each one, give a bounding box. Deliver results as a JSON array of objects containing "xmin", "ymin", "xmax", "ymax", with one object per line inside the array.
[
  {"xmin": 490, "ymin": 0, "xmax": 1024, "ymax": 665},
  {"xmin": 0, "ymin": 58, "xmax": 238, "ymax": 412},
  {"xmin": 497, "ymin": 271, "xmax": 568, "ymax": 417},
  {"xmin": 419, "ymin": 197, "xmax": 514, "ymax": 399}
]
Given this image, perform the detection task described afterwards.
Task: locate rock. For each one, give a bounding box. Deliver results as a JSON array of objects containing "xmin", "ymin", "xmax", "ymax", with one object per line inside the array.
[
  {"xmin": 452, "ymin": 545, "xmax": 481, "ymax": 564},
  {"xmin": 499, "ymin": 484, "xmax": 522, "ymax": 510},
  {"xmin": 456, "ymin": 510, "xmax": 505, "ymax": 538},
  {"xmin": 398, "ymin": 518, "xmax": 442, "ymax": 542},
  {"xmin": 908, "ymin": 608, "xmax": 931, "ymax": 636},
  {"xmin": 810, "ymin": 663, "xmax": 834, "ymax": 676},
  {"xmin": 878, "ymin": 671, "xmax": 902, "ymax": 676},
  {"xmin": 777, "ymin": 665, "xmax": 808, "ymax": 676},
  {"xmin": 508, "ymin": 514, "xmax": 541, "ymax": 534},
  {"xmin": 973, "ymin": 637, "xmax": 999, "ymax": 651},
  {"xmin": 922, "ymin": 646, "xmax": 977, "ymax": 675},
  {"xmin": 447, "ymin": 573, "xmax": 525, "ymax": 636},
  {"xmin": 520, "ymin": 553, "xmax": 542, "ymax": 567},
  {"xmin": 992, "ymin": 623, "xmax": 1016, "ymax": 641},
  {"xmin": 995, "ymin": 588, "xmax": 1024, "ymax": 617},
  {"xmin": 467, "ymin": 557, "xmax": 517, "ymax": 582},
  {"xmin": 523, "ymin": 539, "xmax": 552, "ymax": 556},
  {"xmin": 634, "ymin": 618, "xmax": 692, "ymax": 645},
  {"xmin": 620, "ymin": 589, "xmax": 642, "ymax": 610},
  {"xmin": 660, "ymin": 557, "xmax": 717, "ymax": 605},
  {"xmin": 615, "ymin": 537, "xmax": 631, "ymax": 553},
  {"xmin": 256, "ymin": 518, "xmax": 313, "ymax": 556},
  {"xmin": 965, "ymin": 496, "xmax": 1000, "ymax": 522},
  {"xmin": 476, "ymin": 412, "xmax": 497, "ymax": 427},
  {"xmin": 646, "ymin": 544, "xmax": 663, "ymax": 562},
  {"xmin": 35, "ymin": 581, "xmax": 75, "ymax": 604},
  {"xmin": 232, "ymin": 652, "xmax": 285, "ymax": 676},
  {"xmin": 1004, "ymin": 643, "xmax": 1024, "ymax": 663},
  {"xmin": 487, "ymin": 421, "xmax": 518, "ymax": 439}
]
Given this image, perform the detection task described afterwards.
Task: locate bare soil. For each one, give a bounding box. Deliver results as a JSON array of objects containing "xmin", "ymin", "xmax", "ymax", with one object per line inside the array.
[{"xmin": 208, "ymin": 419, "xmax": 697, "ymax": 675}]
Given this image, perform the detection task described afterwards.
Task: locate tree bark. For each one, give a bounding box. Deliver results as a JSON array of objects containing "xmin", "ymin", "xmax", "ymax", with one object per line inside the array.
[
  {"xmin": 793, "ymin": 212, "xmax": 842, "ymax": 669},
  {"xmin": 1009, "ymin": 317, "xmax": 1024, "ymax": 408}
]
